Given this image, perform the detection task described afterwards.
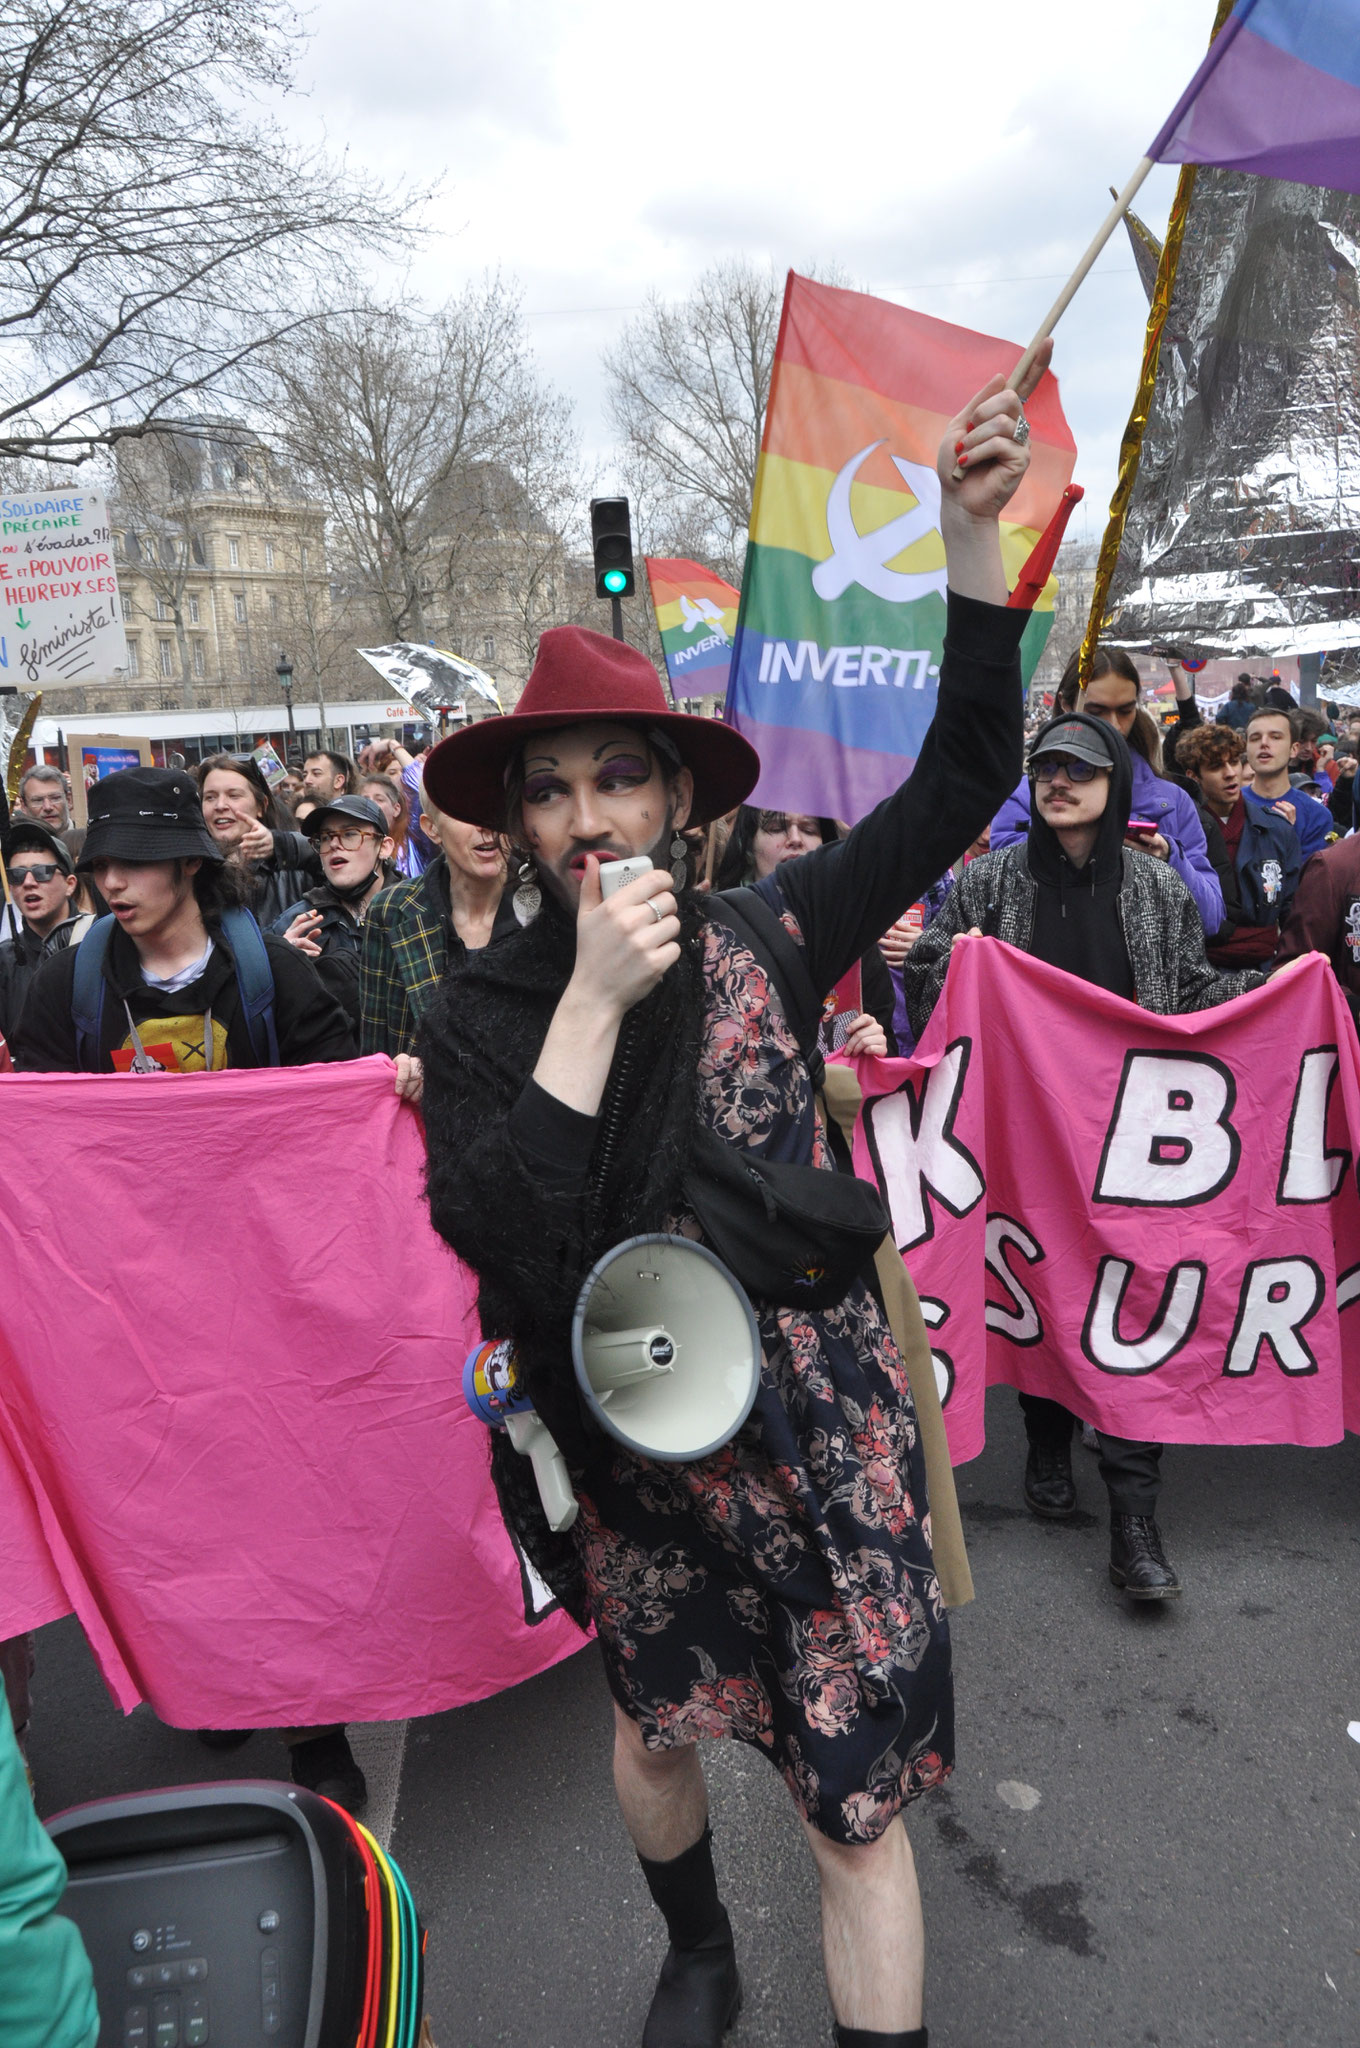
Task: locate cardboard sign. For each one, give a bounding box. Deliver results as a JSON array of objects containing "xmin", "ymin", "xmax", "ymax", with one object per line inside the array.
[{"xmin": 67, "ymin": 733, "xmax": 153, "ymax": 826}]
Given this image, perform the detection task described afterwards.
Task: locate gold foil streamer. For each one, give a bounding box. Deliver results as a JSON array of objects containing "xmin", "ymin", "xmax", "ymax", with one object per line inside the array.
[{"xmin": 3, "ymin": 692, "xmax": 41, "ymax": 806}]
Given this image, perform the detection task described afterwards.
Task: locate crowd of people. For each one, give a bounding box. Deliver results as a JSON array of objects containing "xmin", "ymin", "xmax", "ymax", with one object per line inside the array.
[{"xmin": 3, "ymin": 375, "xmax": 1359, "ymax": 2048}]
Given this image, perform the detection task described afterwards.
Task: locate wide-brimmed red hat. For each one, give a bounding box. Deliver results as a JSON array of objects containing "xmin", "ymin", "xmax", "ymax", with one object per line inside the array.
[{"xmin": 421, "ymin": 625, "xmax": 760, "ymax": 827}]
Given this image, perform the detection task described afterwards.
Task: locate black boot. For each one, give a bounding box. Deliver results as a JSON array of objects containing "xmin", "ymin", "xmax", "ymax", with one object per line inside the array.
[
  {"xmin": 1023, "ymin": 1440, "xmax": 1076, "ymax": 1519},
  {"xmin": 642, "ymin": 1907, "xmax": 741, "ymax": 2047},
  {"xmin": 1109, "ymin": 1515, "xmax": 1181, "ymax": 1599},
  {"xmin": 289, "ymin": 1729, "xmax": 368, "ymax": 1812},
  {"xmin": 833, "ymin": 2027, "xmax": 927, "ymax": 2046}
]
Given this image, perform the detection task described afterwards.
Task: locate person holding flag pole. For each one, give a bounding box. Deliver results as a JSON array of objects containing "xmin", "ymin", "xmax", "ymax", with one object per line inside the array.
[{"xmin": 414, "ymin": 349, "xmax": 1050, "ymax": 2048}]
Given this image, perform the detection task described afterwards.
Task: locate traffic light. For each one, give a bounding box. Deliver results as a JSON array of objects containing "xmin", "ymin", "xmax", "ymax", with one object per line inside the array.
[{"xmin": 591, "ymin": 496, "xmax": 635, "ymax": 600}]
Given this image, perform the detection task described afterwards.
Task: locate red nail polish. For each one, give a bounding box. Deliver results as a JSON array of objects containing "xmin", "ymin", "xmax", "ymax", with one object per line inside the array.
[
  {"xmin": 966, "ymin": 420, "xmax": 974, "ymax": 430},
  {"xmin": 958, "ymin": 453, "xmax": 968, "ymax": 467},
  {"xmin": 954, "ymin": 441, "xmax": 964, "ymax": 455}
]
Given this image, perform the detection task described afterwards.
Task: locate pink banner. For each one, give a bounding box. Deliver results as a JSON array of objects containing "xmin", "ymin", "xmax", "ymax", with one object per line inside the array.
[
  {"xmin": 0, "ymin": 1058, "xmax": 584, "ymax": 1723},
  {"xmin": 850, "ymin": 942, "xmax": 1360, "ymax": 1462}
]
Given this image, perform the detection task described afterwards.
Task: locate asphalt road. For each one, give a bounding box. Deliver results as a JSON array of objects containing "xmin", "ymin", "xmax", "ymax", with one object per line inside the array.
[{"xmin": 28, "ymin": 1387, "xmax": 1360, "ymax": 2048}]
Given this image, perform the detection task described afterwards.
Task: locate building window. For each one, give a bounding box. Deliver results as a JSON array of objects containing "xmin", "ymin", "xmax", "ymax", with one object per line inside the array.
[
  {"xmin": 187, "ymin": 595, "xmax": 200, "ymax": 624},
  {"xmin": 299, "ymin": 544, "xmax": 309, "ymax": 571},
  {"xmin": 234, "ymin": 592, "xmax": 247, "ymax": 624},
  {"xmin": 264, "ymin": 540, "xmax": 275, "ymax": 569},
  {"xmin": 192, "ymin": 640, "xmax": 205, "ymax": 678},
  {"xmin": 120, "ymin": 593, "xmax": 133, "ymax": 621},
  {"xmin": 155, "ymin": 596, "xmax": 171, "ymax": 621},
  {"xmin": 126, "ymin": 640, "xmax": 140, "ymax": 677},
  {"xmin": 268, "ymin": 592, "xmax": 279, "ymax": 621},
  {"xmin": 159, "ymin": 640, "xmax": 174, "ymax": 678},
  {"xmin": 228, "ymin": 537, "xmax": 240, "ymax": 568},
  {"xmin": 482, "ymin": 634, "xmax": 495, "ymax": 661},
  {"xmin": 236, "ymin": 637, "xmax": 249, "ymax": 674}
]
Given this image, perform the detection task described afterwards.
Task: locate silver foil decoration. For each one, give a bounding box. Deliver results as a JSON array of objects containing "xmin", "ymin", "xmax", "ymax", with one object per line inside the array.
[{"xmin": 1103, "ymin": 168, "xmax": 1360, "ymax": 673}]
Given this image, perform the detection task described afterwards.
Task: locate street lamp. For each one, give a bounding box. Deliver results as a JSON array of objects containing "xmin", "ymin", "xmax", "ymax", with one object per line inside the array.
[{"xmin": 276, "ymin": 653, "xmax": 295, "ymax": 750}]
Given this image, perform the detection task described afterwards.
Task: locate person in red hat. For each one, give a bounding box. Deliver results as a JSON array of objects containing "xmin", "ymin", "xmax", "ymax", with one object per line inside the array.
[{"xmin": 416, "ymin": 359, "xmax": 1050, "ymax": 2048}]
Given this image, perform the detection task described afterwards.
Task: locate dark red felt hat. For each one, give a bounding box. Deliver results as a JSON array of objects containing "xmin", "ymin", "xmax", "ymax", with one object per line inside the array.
[{"xmin": 421, "ymin": 625, "xmax": 760, "ymax": 827}]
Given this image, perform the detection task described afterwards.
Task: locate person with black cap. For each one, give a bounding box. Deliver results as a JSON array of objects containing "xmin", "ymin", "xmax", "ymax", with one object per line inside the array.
[
  {"xmin": 13, "ymin": 765, "xmax": 355, "ymax": 1074},
  {"xmin": 269, "ymin": 794, "xmax": 396, "ymax": 1033},
  {"xmin": 0, "ymin": 816, "xmax": 92, "ymax": 1041},
  {"xmin": 413, "ymin": 363, "xmax": 1051, "ymax": 2048},
  {"xmin": 903, "ymin": 712, "xmax": 1275, "ymax": 1603}
]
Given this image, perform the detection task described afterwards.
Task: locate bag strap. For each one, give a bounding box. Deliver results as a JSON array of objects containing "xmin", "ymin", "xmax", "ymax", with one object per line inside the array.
[
  {"xmin": 219, "ymin": 907, "xmax": 281, "ymax": 1067},
  {"xmin": 71, "ymin": 914, "xmax": 115, "ymax": 1070},
  {"xmin": 710, "ymin": 886, "xmax": 825, "ymax": 1078}
]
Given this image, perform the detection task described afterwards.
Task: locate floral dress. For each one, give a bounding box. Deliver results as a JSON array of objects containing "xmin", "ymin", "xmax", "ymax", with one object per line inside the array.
[{"xmin": 575, "ymin": 916, "xmax": 953, "ymax": 1846}]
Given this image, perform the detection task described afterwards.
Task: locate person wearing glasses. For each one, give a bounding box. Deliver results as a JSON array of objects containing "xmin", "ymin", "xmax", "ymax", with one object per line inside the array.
[
  {"xmin": 902, "ymin": 711, "xmax": 1272, "ymax": 1604},
  {"xmin": 0, "ymin": 817, "xmax": 93, "ymax": 1041},
  {"xmin": 991, "ymin": 647, "xmax": 1225, "ymax": 936},
  {"xmin": 270, "ymin": 795, "xmax": 396, "ymax": 1032}
]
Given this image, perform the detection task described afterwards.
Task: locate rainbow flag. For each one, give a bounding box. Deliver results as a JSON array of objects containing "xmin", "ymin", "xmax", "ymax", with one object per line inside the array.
[
  {"xmin": 1150, "ymin": 0, "xmax": 1360, "ymax": 191},
  {"xmin": 725, "ymin": 274, "xmax": 1077, "ymax": 821},
  {"xmin": 645, "ymin": 557, "xmax": 740, "ymax": 698}
]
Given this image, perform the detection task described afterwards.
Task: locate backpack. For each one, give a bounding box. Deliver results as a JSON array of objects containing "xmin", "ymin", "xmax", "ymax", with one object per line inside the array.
[{"xmin": 71, "ymin": 906, "xmax": 281, "ymax": 1072}]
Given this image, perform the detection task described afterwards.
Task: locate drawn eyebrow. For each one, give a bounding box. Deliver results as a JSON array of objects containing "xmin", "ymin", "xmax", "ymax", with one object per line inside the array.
[
  {"xmin": 522, "ymin": 752, "xmax": 560, "ymax": 771},
  {"xmin": 593, "ymin": 740, "xmax": 648, "ymax": 763}
]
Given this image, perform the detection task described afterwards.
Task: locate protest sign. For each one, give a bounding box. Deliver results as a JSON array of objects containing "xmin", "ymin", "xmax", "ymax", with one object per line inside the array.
[
  {"xmin": 725, "ymin": 274, "xmax": 1076, "ymax": 822},
  {"xmin": 0, "ymin": 487, "xmax": 125, "ymax": 687},
  {"xmin": 67, "ymin": 733, "xmax": 153, "ymax": 825},
  {"xmin": 0, "ymin": 1058, "xmax": 583, "ymax": 1725},
  {"xmin": 848, "ymin": 943, "xmax": 1360, "ymax": 1464},
  {"xmin": 251, "ymin": 738, "xmax": 290, "ymax": 787},
  {"xmin": 644, "ymin": 557, "xmax": 740, "ymax": 699},
  {"xmin": 357, "ymin": 642, "xmax": 501, "ymax": 727}
]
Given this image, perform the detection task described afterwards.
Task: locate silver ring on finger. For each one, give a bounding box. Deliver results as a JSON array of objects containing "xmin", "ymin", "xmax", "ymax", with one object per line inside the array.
[
  {"xmin": 1013, "ymin": 409, "xmax": 1031, "ymax": 445},
  {"xmin": 647, "ymin": 899, "xmax": 666, "ymax": 923}
]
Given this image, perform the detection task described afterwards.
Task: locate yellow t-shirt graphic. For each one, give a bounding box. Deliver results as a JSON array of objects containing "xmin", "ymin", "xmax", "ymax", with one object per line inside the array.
[{"xmin": 110, "ymin": 1012, "xmax": 231, "ymax": 1072}]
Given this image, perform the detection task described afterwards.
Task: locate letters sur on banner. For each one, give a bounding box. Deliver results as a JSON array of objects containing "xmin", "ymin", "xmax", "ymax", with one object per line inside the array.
[{"xmin": 850, "ymin": 942, "xmax": 1360, "ymax": 1462}]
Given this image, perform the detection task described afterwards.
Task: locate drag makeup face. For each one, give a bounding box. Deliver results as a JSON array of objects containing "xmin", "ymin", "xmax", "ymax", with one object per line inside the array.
[
  {"xmin": 750, "ymin": 811, "xmax": 826, "ymax": 879},
  {"xmin": 514, "ymin": 722, "xmax": 693, "ymax": 905},
  {"xmin": 418, "ymin": 803, "xmax": 506, "ymax": 887},
  {"xmin": 200, "ymin": 768, "xmax": 267, "ymax": 850},
  {"xmin": 1032, "ymin": 755, "xmax": 1111, "ymax": 834}
]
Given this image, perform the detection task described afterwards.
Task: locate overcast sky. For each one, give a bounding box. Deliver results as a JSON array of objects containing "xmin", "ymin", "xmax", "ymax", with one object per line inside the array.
[{"xmin": 284, "ymin": 0, "xmax": 1217, "ymax": 542}]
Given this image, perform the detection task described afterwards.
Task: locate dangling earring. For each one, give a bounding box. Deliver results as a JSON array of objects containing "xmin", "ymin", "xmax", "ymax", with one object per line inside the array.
[
  {"xmin": 669, "ymin": 832, "xmax": 689, "ymax": 891},
  {"xmin": 513, "ymin": 857, "xmax": 541, "ymax": 926}
]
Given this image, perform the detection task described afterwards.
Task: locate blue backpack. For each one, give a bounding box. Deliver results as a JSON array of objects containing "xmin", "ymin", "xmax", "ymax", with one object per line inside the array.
[{"xmin": 71, "ymin": 907, "xmax": 281, "ymax": 1071}]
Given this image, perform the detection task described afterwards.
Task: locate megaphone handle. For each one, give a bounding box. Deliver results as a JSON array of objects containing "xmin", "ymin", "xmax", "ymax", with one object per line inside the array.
[{"xmin": 504, "ymin": 1410, "xmax": 580, "ymax": 1533}]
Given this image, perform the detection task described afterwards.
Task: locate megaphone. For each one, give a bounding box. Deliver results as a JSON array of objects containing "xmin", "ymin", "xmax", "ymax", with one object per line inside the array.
[
  {"xmin": 463, "ymin": 1338, "xmax": 578, "ymax": 1532},
  {"xmin": 572, "ymin": 1234, "xmax": 761, "ymax": 1462}
]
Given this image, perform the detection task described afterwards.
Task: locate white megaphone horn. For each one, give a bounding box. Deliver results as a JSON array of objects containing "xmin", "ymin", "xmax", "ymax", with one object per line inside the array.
[{"xmin": 572, "ymin": 1235, "xmax": 761, "ymax": 1462}]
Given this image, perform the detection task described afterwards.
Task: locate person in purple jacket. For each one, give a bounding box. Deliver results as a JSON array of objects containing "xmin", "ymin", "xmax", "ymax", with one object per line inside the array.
[{"xmin": 992, "ymin": 648, "xmax": 1224, "ymax": 934}]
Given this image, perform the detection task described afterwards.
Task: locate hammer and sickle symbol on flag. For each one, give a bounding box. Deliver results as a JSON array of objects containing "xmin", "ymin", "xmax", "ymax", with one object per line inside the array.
[{"xmin": 812, "ymin": 441, "xmax": 950, "ymax": 606}]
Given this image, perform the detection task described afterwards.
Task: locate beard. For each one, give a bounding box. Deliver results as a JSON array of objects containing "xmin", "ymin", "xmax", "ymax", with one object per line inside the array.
[{"xmin": 536, "ymin": 804, "xmax": 677, "ymax": 908}]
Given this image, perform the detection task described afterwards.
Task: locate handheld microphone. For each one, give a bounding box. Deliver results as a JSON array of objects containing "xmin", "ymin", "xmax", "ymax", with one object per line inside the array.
[{"xmin": 463, "ymin": 1339, "xmax": 579, "ymax": 1532}]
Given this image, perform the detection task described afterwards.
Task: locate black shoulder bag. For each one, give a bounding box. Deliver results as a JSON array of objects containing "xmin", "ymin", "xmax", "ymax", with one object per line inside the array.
[{"xmin": 680, "ymin": 889, "xmax": 888, "ymax": 1311}]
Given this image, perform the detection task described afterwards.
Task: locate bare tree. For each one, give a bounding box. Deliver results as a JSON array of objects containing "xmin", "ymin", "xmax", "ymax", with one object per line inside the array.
[
  {"xmin": 604, "ymin": 260, "xmax": 787, "ymax": 578},
  {"xmin": 275, "ymin": 282, "xmax": 582, "ymax": 683},
  {"xmin": 112, "ymin": 432, "xmax": 220, "ymax": 707},
  {"xmin": 0, "ymin": 0, "xmax": 421, "ymax": 464}
]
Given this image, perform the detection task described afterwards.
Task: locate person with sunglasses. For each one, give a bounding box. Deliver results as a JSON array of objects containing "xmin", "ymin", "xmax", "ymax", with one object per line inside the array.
[
  {"xmin": 270, "ymin": 795, "xmax": 396, "ymax": 1033},
  {"xmin": 0, "ymin": 817, "xmax": 93, "ymax": 1042},
  {"xmin": 902, "ymin": 711, "xmax": 1272, "ymax": 1605}
]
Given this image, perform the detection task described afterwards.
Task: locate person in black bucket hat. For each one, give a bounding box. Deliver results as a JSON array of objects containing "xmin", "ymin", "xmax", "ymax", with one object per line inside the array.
[{"xmin": 14, "ymin": 764, "xmax": 354, "ymax": 1079}]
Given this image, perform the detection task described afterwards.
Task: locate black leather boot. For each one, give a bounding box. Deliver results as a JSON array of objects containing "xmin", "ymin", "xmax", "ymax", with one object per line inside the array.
[
  {"xmin": 642, "ymin": 1907, "xmax": 742, "ymax": 2047},
  {"xmin": 1023, "ymin": 1440, "xmax": 1076, "ymax": 1519},
  {"xmin": 1109, "ymin": 1515, "xmax": 1181, "ymax": 1599},
  {"xmin": 833, "ymin": 2027, "xmax": 927, "ymax": 2046}
]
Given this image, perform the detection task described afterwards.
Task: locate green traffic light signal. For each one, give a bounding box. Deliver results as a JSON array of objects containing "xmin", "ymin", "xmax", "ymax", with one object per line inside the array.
[{"xmin": 602, "ymin": 568, "xmax": 628, "ymax": 595}]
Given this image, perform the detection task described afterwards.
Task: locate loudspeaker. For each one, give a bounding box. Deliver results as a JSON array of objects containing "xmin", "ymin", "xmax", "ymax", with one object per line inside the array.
[{"xmin": 572, "ymin": 1234, "xmax": 761, "ymax": 1462}]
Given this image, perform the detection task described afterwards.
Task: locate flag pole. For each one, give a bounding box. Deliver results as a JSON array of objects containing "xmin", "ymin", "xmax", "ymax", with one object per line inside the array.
[{"xmin": 1006, "ymin": 157, "xmax": 1155, "ymax": 391}]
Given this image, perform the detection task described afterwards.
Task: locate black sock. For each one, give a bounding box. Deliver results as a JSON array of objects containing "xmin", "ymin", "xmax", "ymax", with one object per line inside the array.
[
  {"xmin": 637, "ymin": 1825, "xmax": 726, "ymax": 1950},
  {"xmin": 833, "ymin": 2028, "xmax": 927, "ymax": 2048}
]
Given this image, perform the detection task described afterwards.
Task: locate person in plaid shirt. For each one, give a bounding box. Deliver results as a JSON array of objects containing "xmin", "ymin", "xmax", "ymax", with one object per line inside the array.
[{"xmin": 359, "ymin": 776, "xmax": 514, "ymax": 1097}]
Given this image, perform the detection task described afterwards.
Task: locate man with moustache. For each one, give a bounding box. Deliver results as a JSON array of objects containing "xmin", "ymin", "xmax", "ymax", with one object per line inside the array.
[{"xmin": 413, "ymin": 369, "xmax": 1047, "ymax": 2048}]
